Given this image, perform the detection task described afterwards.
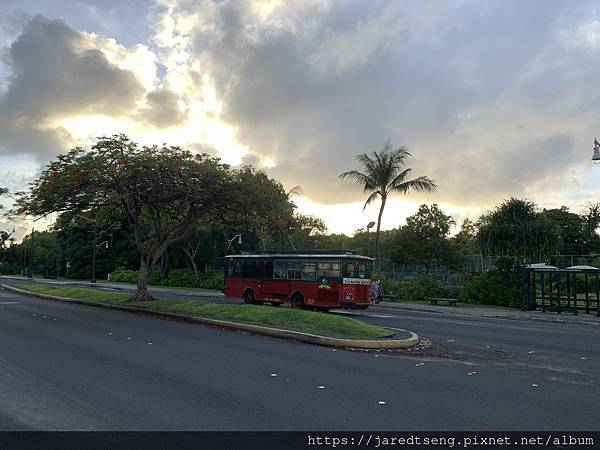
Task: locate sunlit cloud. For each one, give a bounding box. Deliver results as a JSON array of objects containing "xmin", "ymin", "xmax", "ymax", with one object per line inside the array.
[{"xmin": 3, "ymin": 0, "xmax": 600, "ymax": 238}]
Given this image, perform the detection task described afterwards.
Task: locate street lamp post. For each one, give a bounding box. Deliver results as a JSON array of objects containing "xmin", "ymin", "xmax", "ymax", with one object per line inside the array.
[
  {"xmin": 91, "ymin": 238, "xmax": 109, "ymax": 284},
  {"xmin": 27, "ymin": 218, "xmax": 44, "ymax": 278},
  {"xmin": 28, "ymin": 227, "xmax": 34, "ymax": 278},
  {"xmin": 366, "ymin": 221, "xmax": 376, "ymax": 257},
  {"xmin": 72, "ymin": 214, "xmax": 110, "ymax": 284},
  {"xmin": 10, "ymin": 225, "xmax": 28, "ymax": 276},
  {"xmin": 91, "ymin": 219, "xmax": 97, "ymax": 283},
  {"xmin": 226, "ymin": 234, "xmax": 242, "ymax": 254},
  {"xmin": 592, "ymin": 138, "xmax": 600, "ymax": 164}
]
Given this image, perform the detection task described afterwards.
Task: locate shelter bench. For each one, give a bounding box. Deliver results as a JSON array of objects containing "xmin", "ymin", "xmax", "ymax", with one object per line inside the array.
[
  {"xmin": 370, "ymin": 294, "xmax": 397, "ymax": 303},
  {"xmin": 428, "ymin": 297, "xmax": 459, "ymax": 307}
]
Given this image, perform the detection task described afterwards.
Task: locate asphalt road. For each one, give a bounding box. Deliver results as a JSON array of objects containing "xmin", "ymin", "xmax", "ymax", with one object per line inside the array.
[
  {"xmin": 1, "ymin": 285, "xmax": 599, "ymax": 431},
  {"xmin": 338, "ymin": 305, "xmax": 600, "ymax": 375}
]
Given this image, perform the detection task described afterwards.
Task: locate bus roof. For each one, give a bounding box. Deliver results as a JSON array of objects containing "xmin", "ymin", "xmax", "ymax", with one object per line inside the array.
[{"xmin": 225, "ymin": 251, "xmax": 374, "ymax": 261}]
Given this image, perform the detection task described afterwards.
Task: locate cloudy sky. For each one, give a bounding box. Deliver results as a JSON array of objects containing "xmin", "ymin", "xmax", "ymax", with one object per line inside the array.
[{"xmin": 2, "ymin": 0, "xmax": 600, "ymax": 236}]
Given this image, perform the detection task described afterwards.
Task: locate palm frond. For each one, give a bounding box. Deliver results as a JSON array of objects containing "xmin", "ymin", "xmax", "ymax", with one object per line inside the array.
[
  {"xmin": 339, "ymin": 170, "xmax": 376, "ymax": 191},
  {"xmin": 287, "ymin": 185, "xmax": 303, "ymax": 198},
  {"xmin": 362, "ymin": 191, "xmax": 381, "ymax": 211},
  {"xmin": 389, "ymin": 168, "xmax": 412, "ymax": 187},
  {"xmin": 354, "ymin": 153, "xmax": 378, "ymax": 180},
  {"xmin": 390, "ymin": 146, "xmax": 413, "ymax": 167},
  {"xmin": 392, "ymin": 175, "xmax": 437, "ymax": 194}
]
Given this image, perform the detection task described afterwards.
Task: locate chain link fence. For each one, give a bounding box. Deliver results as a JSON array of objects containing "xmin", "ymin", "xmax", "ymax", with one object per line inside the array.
[
  {"xmin": 378, "ymin": 256, "xmax": 498, "ymax": 285},
  {"xmin": 381, "ymin": 255, "xmax": 600, "ymax": 286}
]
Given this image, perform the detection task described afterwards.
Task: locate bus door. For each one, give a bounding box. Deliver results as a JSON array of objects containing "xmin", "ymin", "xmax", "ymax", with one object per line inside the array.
[
  {"xmin": 316, "ymin": 261, "xmax": 342, "ymax": 306},
  {"xmin": 260, "ymin": 260, "xmax": 290, "ymax": 297}
]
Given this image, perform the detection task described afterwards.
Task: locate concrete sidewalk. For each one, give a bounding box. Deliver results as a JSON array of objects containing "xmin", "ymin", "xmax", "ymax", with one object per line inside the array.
[
  {"xmin": 0, "ymin": 275, "xmax": 224, "ymax": 298},
  {"xmin": 375, "ymin": 300, "xmax": 600, "ymax": 326}
]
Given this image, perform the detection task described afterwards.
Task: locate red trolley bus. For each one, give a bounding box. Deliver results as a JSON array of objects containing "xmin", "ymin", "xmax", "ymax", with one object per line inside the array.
[{"xmin": 224, "ymin": 251, "xmax": 373, "ymax": 310}]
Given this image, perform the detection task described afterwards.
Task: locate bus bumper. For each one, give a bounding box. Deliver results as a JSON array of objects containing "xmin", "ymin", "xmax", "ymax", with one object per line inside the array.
[{"xmin": 340, "ymin": 301, "xmax": 370, "ymax": 308}]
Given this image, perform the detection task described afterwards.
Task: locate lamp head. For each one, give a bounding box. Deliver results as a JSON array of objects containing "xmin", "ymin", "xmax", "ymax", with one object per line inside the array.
[
  {"xmin": 593, "ymin": 146, "xmax": 600, "ymax": 164},
  {"xmin": 367, "ymin": 221, "xmax": 376, "ymax": 230}
]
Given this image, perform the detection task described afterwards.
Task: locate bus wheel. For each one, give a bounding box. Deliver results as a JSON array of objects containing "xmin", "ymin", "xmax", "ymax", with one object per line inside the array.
[
  {"xmin": 291, "ymin": 294, "xmax": 304, "ymax": 310},
  {"xmin": 243, "ymin": 290, "xmax": 255, "ymax": 305},
  {"xmin": 271, "ymin": 301, "xmax": 281, "ymax": 307}
]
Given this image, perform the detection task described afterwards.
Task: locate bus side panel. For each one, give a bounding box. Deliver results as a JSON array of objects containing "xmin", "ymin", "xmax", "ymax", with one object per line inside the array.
[
  {"xmin": 224, "ymin": 278, "xmax": 263, "ymax": 299},
  {"xmin": 224, "ymin": 277, "xmax": 246, "ymax": 299},
  {"xmin": 316, "ymin": 283, "xmax": 342, "ymax": 308},
  {"xmin": 341, "ymin": 284, "xmax": 371, "ymax": 307},
  {"xmin": 289, "ymin": 282, "xmax": 318, "ymax": 307},
  {"xmin": 260, "ymin": 280, "xmax": 290, "ymax": 296}
]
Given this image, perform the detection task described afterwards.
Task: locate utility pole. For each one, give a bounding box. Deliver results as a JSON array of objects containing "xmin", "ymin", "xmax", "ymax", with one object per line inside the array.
[
  {"xmin": 28, "ymin": 226, "xmax": 35, "ymax": 278},
  {"xmin": 91, "ymin": 217, "xmax": 97, "ymax": 283}
]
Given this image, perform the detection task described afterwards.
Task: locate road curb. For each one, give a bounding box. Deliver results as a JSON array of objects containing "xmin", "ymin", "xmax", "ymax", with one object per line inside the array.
[
  {"xmin": 375, "ymin": 301, "xmax": 600, "ymax": 326},
  {"xmin": 1, "ymin": 284, "xmax": 420, "ymax": 349}
]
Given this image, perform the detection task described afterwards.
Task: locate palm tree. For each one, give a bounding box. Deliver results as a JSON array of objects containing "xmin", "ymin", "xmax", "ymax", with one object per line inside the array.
[{"xmin": 340, "ymin": 141, "xmax": 437, "ymax": 270}]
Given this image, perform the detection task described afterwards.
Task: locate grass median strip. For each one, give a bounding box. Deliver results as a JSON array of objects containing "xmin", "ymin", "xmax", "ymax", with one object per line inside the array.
[
  {"xmin": 14, "ymin": 284, "xmax": 393, "ymax": 340},
  {"xmin": 16, "ymin": 284, "xmax": 129, "ymax": 304}
]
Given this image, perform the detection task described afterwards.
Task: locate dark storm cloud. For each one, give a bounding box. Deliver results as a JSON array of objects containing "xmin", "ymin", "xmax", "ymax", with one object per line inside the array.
[
  {"xmin": 176, "ymin": 0, "xmax": 598, "ymax": 206},
  {"xmin": 138, "ymin": 87, "xmax": 187, "ymax": 128},
  {"xmin": 0, "ymin": 15, "xmax": 145, "ymax": 158}
]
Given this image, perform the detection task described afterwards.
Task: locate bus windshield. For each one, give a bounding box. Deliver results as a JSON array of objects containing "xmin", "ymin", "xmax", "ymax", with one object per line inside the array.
[{"xmin": 343, "ymin": 259, "xmax": 372, "ymax": 279}]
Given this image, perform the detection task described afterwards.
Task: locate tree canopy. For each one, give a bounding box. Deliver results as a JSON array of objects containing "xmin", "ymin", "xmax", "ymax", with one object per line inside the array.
[
  {"xmin": 17, "ymin": 135, "xmax": 231, "ymax": 299},
  {"xmin": 391, "ymin": 204, "xmax": 456, "ymax": 272},
  {"xmin": 477, "ymin": 198, "xmax": 560, "ymax": 262}
]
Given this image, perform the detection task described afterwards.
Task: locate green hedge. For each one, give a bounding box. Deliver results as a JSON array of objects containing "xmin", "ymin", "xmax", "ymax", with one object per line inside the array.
[
  {"xmin": 108, "ymin": 267, "xmax": 224, "ymax": 290},
  {"xmin": 393, "ymin": 276, "xmax": 438, "ymax": 302},
  {"xmin": 109, "ymin": 268, "xmax": 139, "ymax": 283},
  {"xmin": 386, "ymin": 276, "xmax": 462, "ymax": 302},
  {"xmin": 0, "ymin": 263, "xmax": 23, "ymax": 275},
  {"xmin": 201, "ymin": 271, "xmax": 224, "ymax": 290},
  {"xmin": 460, "ymin": 270, "xmax": 522, "ymax": 308}
]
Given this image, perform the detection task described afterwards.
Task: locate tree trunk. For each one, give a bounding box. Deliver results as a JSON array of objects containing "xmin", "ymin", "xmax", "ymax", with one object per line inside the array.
[
  {"xmin": 159, "ymin": 251, "xmax": 169, "ymax": 281},
  {"xmin": 374, "ymin": 195, "xmax": 387, "ymax": 274},
  {"xmin": 134, "ymin": 256, "xmax": 153, "ymax": 301},
  {"xmin": 182, "ymin": 246, "xmax": 201, "ymax": 286},
  {"xmin": 190, "ymin": 258, "xmax": 200, "ymax": 287}
]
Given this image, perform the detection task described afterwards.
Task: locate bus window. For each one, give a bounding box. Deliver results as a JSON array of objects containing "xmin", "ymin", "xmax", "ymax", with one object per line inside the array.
[
  {"xmin": 234, "ymin": 260, "xmax": 242, "ymax": 276},
  {"xmin": 358, "ymin": 263, "xmax": 366, "ymax": 279},
  {"xmin": 287, "ymin": 261, "xmax": 302, "ymax": 279},
  {"xmin": 244, "ymin": 260, "xmax": 259, "ymax": 277},
  {"xmin": 273, "ymin": 261, "xmax": 287, "ymax": 279},
  {"xmin": 317, "ymin": 261, "xmax": 341, "ymax": 278},
  {"xmin": 344, "ymin": 262, "xmax": 355, "ymax": 278},
  {"xmin": 266, "ymin": 260, "xmax": 274, "ymax": 279},
  {"xmin": 257, "ymin": 260, "xmax": 266, "ymax": 278},
  {"xmin": 302, "ymin": 262, "xmax": 317, "ymax": 281}
]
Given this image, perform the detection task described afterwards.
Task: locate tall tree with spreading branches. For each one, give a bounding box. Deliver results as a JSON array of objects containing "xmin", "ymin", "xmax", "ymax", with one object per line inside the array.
[
  {"xmin": 477, "ymin": 198, "xmax": 560, "ymax": 261},
  {"xmin": 339, "ymin": 141, "xmax": 437, "ymax": 270},
  {"xmin": 17, "ymin": 135, "xmax": 231, "ymax": 300}
]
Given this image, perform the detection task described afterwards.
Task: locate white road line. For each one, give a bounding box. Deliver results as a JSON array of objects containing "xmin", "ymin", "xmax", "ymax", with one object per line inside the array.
[
  {"xmin": 333, "ymin": 311, "xmax": 395, "ymax": 318},
  {"xmin": 0, "ymin": 301, "xmax": 20, "ymax": 304}
]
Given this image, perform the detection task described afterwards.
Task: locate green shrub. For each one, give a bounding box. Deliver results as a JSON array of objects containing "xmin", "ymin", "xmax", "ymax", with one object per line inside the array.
[
  {"xmin": 201, "ymin": 271, "xmax": 224, "ymax": 290},
  {"xmin": 147, "ymin": 267, "xmax": 162, "ymax": 285},
  {"xmin": 0, "ymin": 262, "xmax": 23, "ymax": 275},
  {"xmin": 380, "ymin": 277, "xmax": 396, "ymax": 296},
  {"xmin": 165, "ymin": 269, "xmax": 198, "ymax": 287},
  {"xmin": 108, "ymin": 267, "xmax": 193, "ymax": 287},
  {"xmin": 393, "ymin": 276, "xmax": 439, "ymax": 302},
  {"xmin": 109, "ymin": 268, "xmax": 138, "ymax": 283},
  {"xmin": 460, "ymin": 269, "xmax": 522, "ymax": 308},
  {"xmin": 437, "ymin": 284, "xmax": 463, "ymax": 299}
]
